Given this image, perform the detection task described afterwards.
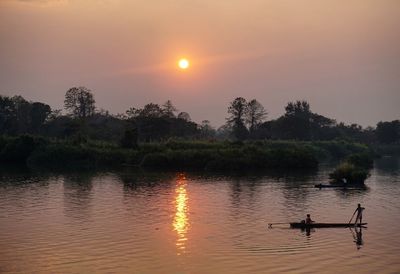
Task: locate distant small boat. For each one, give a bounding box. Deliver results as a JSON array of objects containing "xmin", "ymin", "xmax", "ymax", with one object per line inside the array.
[{"xmin": 290, "ymin": 222, "xmax": 367, "ymax": 228}]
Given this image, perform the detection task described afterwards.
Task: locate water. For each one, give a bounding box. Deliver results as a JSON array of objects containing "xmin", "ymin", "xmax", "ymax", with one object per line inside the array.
[{"xmin": 0, "ymin": 157, "xmax": 399, "ymax": 274}]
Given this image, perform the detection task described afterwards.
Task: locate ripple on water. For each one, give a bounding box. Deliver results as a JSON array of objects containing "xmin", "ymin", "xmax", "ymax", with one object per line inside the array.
[{"xmin": 0, "ymin": 159, "xmax": 400, "ymax": 273}]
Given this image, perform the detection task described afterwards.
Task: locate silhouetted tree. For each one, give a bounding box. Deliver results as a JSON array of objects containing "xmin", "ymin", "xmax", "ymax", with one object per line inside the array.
[
  {"xmin": 177, "ymin": 112, "xmax": 191, "ymax": 121},
  {"xmin": 30, "ymin": 102, "xmax": 51, "ymax": 132},
  {"xmin": 227, "ymin": 97, "xmax": 249, "ymax": 140},
  {"xmin": 199, "ymin": 120, "xmax": 216, "ymax": 139},
  {"xmin": 0, "ymin": 95, "xmax": 17, "ymax": 134},
  {"xmin": 170, "ymin": 118, "xmax": 199, "ymax": 138},
  {"xmin": 285, "ymin": 100, "xmax": 311, "ymax": 116},
  {"xmin": 282, "ymin": 100, "xmax": 313, "ymax": 140},
  {"xmin": 162, "ymin": 100, "xmax": 177, "ymax": 118},
  {"xmin": 139, "ymin": 103, "xmax": 163, "ymax": 118},
  {"xmin": 12, "ymin": 96, "xmax": 31, "ymax": 134},
  {"xmin": 0, "ymin": 95, "xmax": 51, "ymax": 134},
  {"xmin": 64, "ymin": 87, "xmax": 95, "ymax": 118},
  {"xmin": 309, "ymin": 113, "xmax": 336, "ymax": 140},
  {"xmin": 46, "ymin": 109, "xmax": 62, "ymax": 122},
  {"xmin": 335, "ymin": 123, "xmax": 367, "ymax": 142},
  {"xmin": 125, "ymin": 107, "xmax": 140, "ymax": 119},
  {"xmin": 246, "ymin": 99, "xmax": 267, "ymax": 134}
]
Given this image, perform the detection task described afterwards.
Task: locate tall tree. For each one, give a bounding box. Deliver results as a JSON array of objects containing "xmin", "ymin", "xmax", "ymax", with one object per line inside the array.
[
  {"xmin": 282, "ymin": 100, "xmax": 312, "ymax": 140},
  {"xmin": 246, "ymin": 99, "xmax": 267, "ymax": 133},
  {"xmin": 199, "ymin": 120, "xmax": 216, "ymax": 139},
  {"xmin": 0, "ymin": 95, "xmax": 51, "ymax": 134},
  {"xmin": 285, "ymin": 100, "xmax": 311, "ymax": 116},
  {"xmin": 139, "ymin": 103, "xmax": 163, "ymax": 118},
  {"xmin": 227, "ymin": 97, "xmax": 248, "ymax": 140},
  {"xmin": 162, "ymin": 100, "xmax": 177, "ymax": 118},
  {"xmin": 30, "ymin": 102, "xmax": 51, "ymax": 132},
  {"xmin": 64, "ymin": 87, "xmax": 96, "ymax": 118},
  {"xmin": 0, "ymin": 95, "xmax": 17, "ymax": 134},
  {"xmin": 177, "ymin": 112, "xmax": 191, "ymax": 121},
  {"xmin": 12, "ymin": 96, "xmax": 31, "ymax": 134},
  {"xmin": 125, "ymin": 107, "xmax": 140, "ymax": 119}
]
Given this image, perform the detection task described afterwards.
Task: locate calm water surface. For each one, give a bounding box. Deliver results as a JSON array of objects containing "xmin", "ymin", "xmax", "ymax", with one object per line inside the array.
[{"xmin": 0, "ymin": 157, "xmax": 399, "ymax": 274}]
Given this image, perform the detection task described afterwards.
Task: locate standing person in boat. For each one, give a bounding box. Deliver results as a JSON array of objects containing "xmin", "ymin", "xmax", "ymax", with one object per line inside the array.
[
  {"xmin": 353, "ymin": 204, "xmax": 365, "ymax": 225},
  {"xmin": 305, "ymin": 214, "xmax": 314, "ymax": 224}
]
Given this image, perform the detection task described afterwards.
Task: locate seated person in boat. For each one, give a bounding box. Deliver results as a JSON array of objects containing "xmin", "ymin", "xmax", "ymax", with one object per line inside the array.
[{"xmin": 305, "ymin": 214, "xmax": 314, "ymax": 224}]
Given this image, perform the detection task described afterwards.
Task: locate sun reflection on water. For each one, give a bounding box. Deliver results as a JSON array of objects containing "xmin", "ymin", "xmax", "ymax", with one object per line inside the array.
[{"xmin": 173, "ymin": 173, "xmax": 189, "ymax": 255}]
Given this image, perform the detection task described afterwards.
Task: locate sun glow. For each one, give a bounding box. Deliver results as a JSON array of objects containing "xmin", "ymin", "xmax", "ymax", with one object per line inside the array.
[{"xmin": 178, "ymin": 58, "xmax": 190, "ymax": 70}]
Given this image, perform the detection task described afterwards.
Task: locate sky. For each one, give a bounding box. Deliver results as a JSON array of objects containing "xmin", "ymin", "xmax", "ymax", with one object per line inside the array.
[{"xmin": 0, "ymin": 0, "xmax": 399, "ymax": 127}]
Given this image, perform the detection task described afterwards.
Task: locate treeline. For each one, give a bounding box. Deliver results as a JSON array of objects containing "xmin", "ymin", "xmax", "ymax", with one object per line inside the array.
[
  {"xmin": 1, "ymin": 88, "xmax": 399, "ymax": 146},
  {"xmin": 225, "ymin": 97, "xmax": 399, "ymax": 144}
]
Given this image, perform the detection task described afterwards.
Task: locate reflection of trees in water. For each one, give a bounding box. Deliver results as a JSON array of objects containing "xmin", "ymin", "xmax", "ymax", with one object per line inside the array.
[
  {"xmin": 229, "ymin": 178, "xmax": 260, "ymax": 207},
  {"xmin": 0, "ymin": 166, "xmax": 51, "ymax": 186},
  {"xmin": 333, "ymin": 187, "xmax": 369, "ymax": 199},
  {"xmin": 0, "ymin": 167, "xmax": 53, "ymax": 209},
  {"xmin": 278, "ymin": 169, "xmax": 318, "ymax": 212},
  {"xmin": 185, "ymin": 169, "xmax": 319, "ymax": 220},
  {"xmin": 118, "ymin": 170, "xmax": 176, "ymax": 213},
  {"xmin": 228, "ymin": 176, "xmax": 264, "ymax": 222},
  {"xmin": 63, "ymin": 172, "xmax": 95, "ymax": 219},
  {"xmin": 119, "ymin": 170, "xmax": 175, "ymax": 196}
]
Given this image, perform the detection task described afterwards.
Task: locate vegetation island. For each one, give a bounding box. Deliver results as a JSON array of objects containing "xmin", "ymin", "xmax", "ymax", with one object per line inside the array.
[{"xmin": 1, "ymin": 87, "xmax": 399, "ymax": 182}]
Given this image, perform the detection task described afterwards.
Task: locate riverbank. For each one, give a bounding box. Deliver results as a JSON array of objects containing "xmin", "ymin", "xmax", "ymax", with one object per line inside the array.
[{"xmin": 0, "ymin": 135, "xmax": 375, "ymax": 171}]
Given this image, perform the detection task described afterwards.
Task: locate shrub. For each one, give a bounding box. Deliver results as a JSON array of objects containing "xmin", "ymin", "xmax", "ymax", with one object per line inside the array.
[
  {"xmin": 329, "ymin": 162, "xmax": 369, "ymax": 184},
  {"xmin": 0, "ymin": 135, "xmax": 47, "ymax": 163}
]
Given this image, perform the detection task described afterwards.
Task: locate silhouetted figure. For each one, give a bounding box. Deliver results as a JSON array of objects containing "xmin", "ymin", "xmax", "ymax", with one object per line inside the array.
[
  {"xmin": 305, "ymin": 214, "xmax": 313, "ymax": 224},
  {"xmin": 353, "ymin": 204, "xmax": 365, "ymax": 225}
]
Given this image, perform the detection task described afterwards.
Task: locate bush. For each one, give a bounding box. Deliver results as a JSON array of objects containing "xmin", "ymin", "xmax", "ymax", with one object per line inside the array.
[
  {"xmin": 0, "ymin": 135, "xmax": 47, "ymax": 163},
  {"xmin": 329, "ymin": 162, "xmax": 369, "ymax": 184}
]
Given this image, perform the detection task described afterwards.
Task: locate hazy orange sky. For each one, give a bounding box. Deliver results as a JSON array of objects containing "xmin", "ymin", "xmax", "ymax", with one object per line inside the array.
[{"xmin": 0, "ymin": 0, "xmax": 399, "ymax": 127}]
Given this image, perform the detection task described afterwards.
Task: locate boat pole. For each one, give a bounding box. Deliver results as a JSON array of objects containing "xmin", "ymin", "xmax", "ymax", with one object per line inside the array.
[
  {"xmin": 348, "ymin": 210, "xmax": 356, "ymax": 224},
  {"xmin": 268, "ymin": 222, "xmax": 289, "ymax": 228}
]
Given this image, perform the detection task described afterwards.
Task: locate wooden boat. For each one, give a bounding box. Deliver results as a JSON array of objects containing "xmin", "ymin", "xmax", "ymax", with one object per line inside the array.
[
  {"xmin": 314, "ymin": 183, "xmax": 365, "ymax": 189},
  {"xmin": 290, "ymin": 222, "xmax": 367, "ymax": 228}
]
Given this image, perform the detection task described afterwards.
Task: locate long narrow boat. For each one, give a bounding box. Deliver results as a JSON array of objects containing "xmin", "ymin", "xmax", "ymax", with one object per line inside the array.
[
  {"xmin": 290, "ymin": 222, "xmax": 367, "ymax": 228},
  {"xmin": 314, "ymin": 184, "xmax": 346, "ymax": 188},
  {"xmin": 314, "ymin": 183, "xmax": 365, "ymax": 189}
]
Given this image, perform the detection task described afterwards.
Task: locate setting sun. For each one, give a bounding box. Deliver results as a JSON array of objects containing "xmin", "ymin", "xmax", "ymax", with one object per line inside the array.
[{"xmin": 178, "ymin": 58, "xmax": 190, "ymax": 70}]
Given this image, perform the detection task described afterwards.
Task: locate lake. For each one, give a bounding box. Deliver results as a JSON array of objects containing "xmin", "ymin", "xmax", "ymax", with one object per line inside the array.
[{"xmin": 0, "ymin": 157, "xmax": 399, "ymax": 274}]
